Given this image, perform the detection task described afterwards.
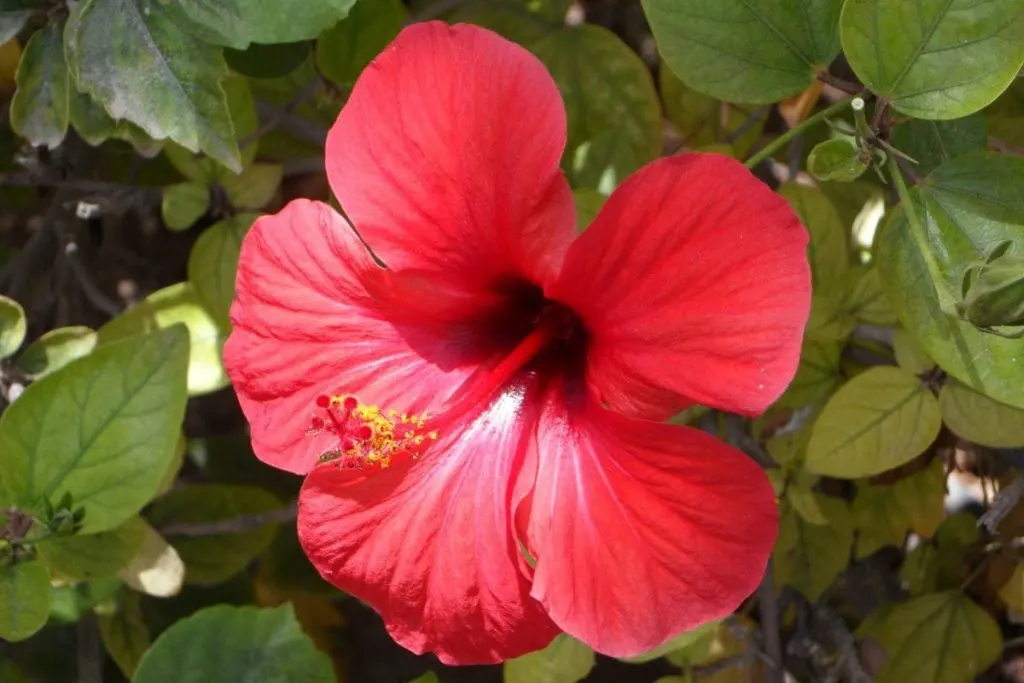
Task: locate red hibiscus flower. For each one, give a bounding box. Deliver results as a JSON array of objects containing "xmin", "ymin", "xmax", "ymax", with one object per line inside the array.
[{"xmin": 224, "ymin": 21, "xmax": 811, "ymax": 666}]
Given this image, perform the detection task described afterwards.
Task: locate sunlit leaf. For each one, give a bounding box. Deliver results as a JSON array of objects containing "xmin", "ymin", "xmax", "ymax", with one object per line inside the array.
[
  {"xmin": 504, "ymin": 633, "xmax": 595, "ymax": 683},
  {"xmin": 117, "ymin": 522, "xmax": 184, "ymax": 598},
  {"xmin": 16, "ymin": 326, "xmax": 96, "ymax": 380},
  {"xmin": 37, "ymin": 517, "xmax": 147, "ymax": 580},
  {"xmin": 0, "ymin": 561, "xmax": 51, "ymax": 641},
  {"xmin": 0, "ymin": 294, "xmax": 26, "ymax": 359},
  {"xmin": 161, "ymin": 182, "xmax": 210, "ymax": 232},
  {"xmin": 892, "ymin": 328, "xmax": 934, "ymax": 376},
  {"xmin": 221, "ymin": 163, "xmax": 282, "ymax": 210},
  {"xmin": 9, "ymin": 23, "xmax": 68, "ymax": 149},
  {"xmin": 939, "ymin": 379, "xmax": 1024, "ymax": 448}
]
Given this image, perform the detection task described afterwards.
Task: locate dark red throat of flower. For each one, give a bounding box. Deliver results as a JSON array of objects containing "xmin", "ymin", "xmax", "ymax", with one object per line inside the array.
[{"xmin": 307, "ymin": 305, "xmax": 575, "ymax": 471}]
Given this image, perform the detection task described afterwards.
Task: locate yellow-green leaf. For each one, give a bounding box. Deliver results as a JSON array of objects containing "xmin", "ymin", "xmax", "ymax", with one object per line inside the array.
[
  {"xmin": 0, "ymin": 294, "xmax": 26, "ymax": 360},
  {"xmin": 504, "ymin": 633, "xmax": 595, "ymax": 683},
  {"xmin": 187, "ymin": 214, "xmax": 256, "ymax": 328},
  {"xmin": 161, "ymin": 182, "xmax": 210, "ymax": 232},
  {"xmin": 852, "ymin": 460, "xmax": 945, "ymax": 558},
  {"xmin": 0, "ymin": 561, "xmax": 51, "ymax": 642},
  {"xmin": 893, "ymin": 328, "xmax": 934, "ymax": 376},
  {"xmin": 16, "ymin": 325, "xmax": 96, "ymax": 379},
  {"xmin": 38, "ymin": 517, "xmax": 147, "ymax": 580},
  {"xmin": 806, "ymin": 366, "xmax": 941, "ymax": 478},
  {"xmin": 222, "ymin": 163, "xmax": 282, "ymax": 210},
  {"xmin": 774, "ymin": 494, "xmax": 853, "ymax": 600},
  {"xmin": 940, "ymin": 379, "xmax": 1024, "ymax": 448}
]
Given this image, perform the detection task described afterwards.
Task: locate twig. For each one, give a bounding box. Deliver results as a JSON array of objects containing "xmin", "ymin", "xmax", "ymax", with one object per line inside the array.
[
  {"xmin": 758, "ymin": 562, "xmax": 785, "ymax": 683},
  {"xmin": 77, "ymin": 614, "xmax": 102, "ymax": 683},
  {"xmin": 158, "ymin": 503, "xmax": 298, "ymax": 537},
  {"xmin": 812, "ymin": 604, "xmax": 874, "ymax": 683},
  {"xmin": 980, "ymin": 475, "xmax": 1024, "ymax": 533},
  {"xmin": 725, "ymin": 107, "xmax": 768, "ymax": 144},
  {"xmin": 989, "ymin": 136, "xmax": 1024, "ymax": 156},
  {"xmin": 61, "ymin": 242, "xmax": 121, "ymax": 316},
  {"xmin": 817, "ymin": 71, "xmax": 863, "ymax": 95}
]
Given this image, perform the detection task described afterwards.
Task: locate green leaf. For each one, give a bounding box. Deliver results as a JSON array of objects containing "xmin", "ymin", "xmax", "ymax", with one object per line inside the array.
[
  {"xmin": 572, "ymin": 188, "xmax": 605, "ymax": 231},
  {"xmin": 16, "ymin": 325, "xmax": 96, "ymax": 379},
  {"xmin": 787, "ymin": 474, "xmax": 828, "ymax": 525},
  {"xmin": 940, "ymin": 379, "xmax": 1024, "ymax": 448},
  {"xmin": 161, "ymin": 182, "xmax": 210, "ymax": 232},
  {"xmin": 780, "ymin": 183, "xmax": 849, "ymax": 305},
  {"xmin": 889, "ymin": 116, "xmax": 988, "ymax": 176},
  {"xmin": 187, "ymin": 214, "xmax": 255, "ymax": 329},
  {"xmin": 133, "ymin": 604, "xmax": 335, "ymax": 683},
  {"xmin": 808, "ymin": 138, "xmax": 869, "ymax": 182},
  {"xmin": 875, "ymin": 152, "xmax": 1024, "ymax": 409},
  {"xmin": 988, "ymin": 78, "xmax": 1024, "ymax": 148},
  {"xmin": 774, "ymin": 494, "xmax": 853, "ymax": 600},
  {"xmin": 409, "ymin": 674, "xmax": 440, "ymax": 683},
  {"xmin": 98, "ymin": 283, "xmax": 228, "ymax": 396},
  {"xmin": 504, "ymin": 633, "xmax": 595, "ymax": 683},
  {"xmin": 64, "ymin": 0, "xmax": 242, "ymax": 172},
  {"xmin": 222, "ymin": 163, "xmax": 282, "ymax": 210},
  {"xmin": 805, "ymin": 366, "xmax": 941, "ymax": 478},
  {"xmin": 865, "ymin": 592, "xmax": 1001, "ymax": 683},
  {"xmin": 48, "ymin": 575, "xmax": 121, "ymax": 624},
  {"xmin": 852, "ymin": 459, "xmax": 945, "ymax": 558},
  {"xmin": 224, "ymin": 41, "xmax": 310, "ymax": 79},
  {"xmin": 0, "ymin": 326, "xmax": 189, "ymax": 533},
  {"xmin": 68, "ymin": 86, "xmax": 117, "ymax": 145},
  {"xmin": 164, "ymin": 74, "xmax": 258, "ymax": 181},
  {"xmin": 0, "ymin": 561, "xmax": 51, "ymax": 642},
  {"xmin": 10, "ymin": 23, "xmax": 68, "ymax": 149},
  {"xmin": 37, "ymin": 516, "xmax": 147, "ymax": 580},
  {"xmin": 840, "ymin": 0, "xmax": 1024, "ymax": 119},
  {"xmin": 901, "ymin": 512, "xmax": 978, "ymax": 595},
  {"xmin": 147, "ymin": 484, "xmax": 283, "ymax": 585},
  {"xmin": 777, "ymin": 337, "xmax": 841, "ymax": 408},
  {"xmin": 316, "ymin": 0, "xmax": 407, "ymax": 88},
  {"xmin": 846, "ymin": 265, "xmax": 898, "ymax": 327},
  {"xmin": 641, "ymin": 0, "xmax": 842, "ymax": 103},
  {"xmin": 175, "ymin": 0, "xmax": 355, "ymax": 49},
  {"xmin": 457, "ymin": 2, "xmax": 661, "ymax": 193},
  {"xmin": 659, "ymin": 67, "xmax": 766, "ymax": 158},
  {"xmin": 0, "ymin": 294, "xmax": 26, "ymax": 359},
  {"xmin": 98, "ymin": 589, "xmax": 150, "ymax": 679},
  {"xmin": 620, "ymin": 620, "xmax": 720, "ymax": 664},
  {"xmin": 892, "ymin": 328, "xmax": 934, "ymax": 376}
]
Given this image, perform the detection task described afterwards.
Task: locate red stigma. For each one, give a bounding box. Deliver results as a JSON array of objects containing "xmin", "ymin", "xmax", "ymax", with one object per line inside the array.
[{"xmin": 316, "ymin": 395, "xmax": 330, "ymax": 408}]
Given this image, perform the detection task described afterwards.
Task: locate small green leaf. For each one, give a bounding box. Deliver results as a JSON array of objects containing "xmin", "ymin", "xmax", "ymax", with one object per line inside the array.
[
  {"xmin": 572, "ymin": 189, "xmax": 605, "ymax": 231},
  {"xmin": 865, "ymin": 592, "xmax": 1001, "ymax": 683},
  {"xmin": 64, "ymin": 0, "xmax": 242, "ymax": 171},
  {"xmin": 148, "ymin": 484, "xmax": 283, "ymax": 585},
  {"xmin": 787, "ymin": 475, "xmax": 828, "ymax": 525},
  {"xmin": 98, "ymin": 283, "xmax": 228, "ymax": 396},
  {"xmin": 174, "ymin": 0, "xmax": 355, "ymax": 49},
  {"xmin": 10, "ymin": 23, "xmax": 69, "ymax": 149},
  {"xmin": 641, "ymin": 0, "xmax": 842, "ymax": 103},
  {"xmin": 889, "ymin": 116, "xmax": 988, "ymax": 176},
  {"xmin": 808, "ymin": 138, "xmax": 869, "ymax": 182},
  {"xmin": 68, "ymin": 87, "xmax": 117, "ymax": 146},
  {"xmin": 0, "ymin": 294, "xmax": 26, "ymax": 359},
  {"xmin": 316, "ymin": 0, "xmax": 406, "ymax": 88},
  {"xmin": 774, "ymin": 494, "xmax": 853, "ymax": 600},
  {"xmin": 98, "ymin": 589, "xmax": 150, "ymax": 679},
  {"xmin": 0, "ymin": 326, "xmax": 189, "ymax": 533},
  {"xmin": 840, "ymin": 0, "xmax": 1024, "ymax": 119},
  {"xmin": 187, "ymin": 214, "xmax": 256, "ymax": 328},
  {"xmin": 940, "ymin": 379, "xmax": 1024, "ymax": 448},
  {"xmin": 133, "ymin": 604, "xmax": 335, "ymax": 683},
  {"xmin": 504, "ymin": 633, "xmax": 595, "ymax": 683},
  {"xmin": 161, "ymin": 182, "xmax": 210, "ymax": 232},
  {"xmin": 852, "ymin": 459, "xmax": 945, "ymax": 558},
  {"xmin": 892, "ymin": 328, "xmax": 934, "ymax": 376},
  {"xmin": 222, "ymin": 163, "xmax": 282, "ymax": 210},
  {"xmin": 620, "ymin": 620, "xmax": 720, "ymax": 664},
  {"xmin": 875, "ymin": 153, "xmax": 1024, "ymax": 409},
  {"xmin": 805, "ymin": 366, "xmax": 941, "ymax": 478},
  {"xmin": 224, "ymin": 41, "xmax": 310, "ymax": 79},
  {"xmin": 37, "ymin": 516, "xmax": 147, "ymax": 580},
  {"xmin": 15, "ymin": 325, "xmax": 96, "ymax": 379},
  {"xmin": 0, "ymin": 561, "xmax": 51, "ymax": 642}
]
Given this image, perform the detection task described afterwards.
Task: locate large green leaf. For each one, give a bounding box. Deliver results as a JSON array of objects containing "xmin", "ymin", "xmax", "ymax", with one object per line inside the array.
[
  {"xmin": 889, "ymin": 115, "xmax": 988, "ymax": 176},
  {"xmin": 805, "ymin": 366, "xmax": 941, "ymax": 478},
  {"xmin": 0, "ymin": 327, "xmax": 189, "ymax": 533},
  {"xmin": 37, "ymin": 516, "xmax": 147, "ymax": 580},
  {"xmin": 939, "ymin": 379, "xmax": 1024, "ymax": 448},
  {"xmin": 98, "ymin": 283, "xmax": 228, "ymax": 396},
  {"xmin": 187, "ymin": 214, "xmax": 256, "ymax": 328},
  {"xmin": 863, "ymin": 592, "xmax": 1001, "ymax": 683},
  {"xmin": 147, "ymin": 484, "xmax": 282, "ymax": 585},
  {"xmin": 0, "ymin": 561, "xmax": 51, "ymax": 642},
  {"xmin": 16, "ymin": 325, "xmax": 96, "ymax": 379},
  {"xmin": 875, "ymin": 153, "xmax": 1024, "ymax": 409},
  {"xmin": 133, "ymin": 604, "xmax": 334, "ymax": 683},
  {"xmin": 455, "ymin": 1, "xmax": 661, "ymax": 193},
  {"xmin": 9, "ymin": 23, "xmax": 68, "ymax": 149},
  {"xmin": 64, "ymin": 0, "xmax": 242, "ymax": 171},
  {"xmin": 316, "ymin": 0, "xmax": 406, "ymax": 88},
  {"xmin": 840, "ymin": 0, "xmax": 1024, "ymax": 119},
  {"xmin": 641, "ymin": 0, "xmax": 843, "ymax": 103},
  {"xmin": 174, "ymin": 0, "xmax": 355, "ymax": 49}
]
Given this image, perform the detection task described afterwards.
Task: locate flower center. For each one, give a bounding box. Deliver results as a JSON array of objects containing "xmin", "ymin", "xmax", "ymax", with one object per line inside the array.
[{"xmin": 308, "ymin": 303, "xmax": 577, "ymax": 471}]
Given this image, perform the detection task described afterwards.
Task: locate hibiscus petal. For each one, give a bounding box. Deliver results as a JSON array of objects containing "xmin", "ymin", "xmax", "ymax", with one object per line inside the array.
[
  {"xmin": 223, "ymin": 199, "xmax": 483, "ymax": 474},
  {"xmin": 325, "ymin": 21, "xmax": 576, "ymax": 289},
  {"xmin": 549, "ymin": 153, "xmax": 811, "ymax": 417},
  {"xmin": 297, "ymin": 377, "xmax": 558, "ymax": 665},
  {"xmin": 519, "ymin": 384, "xmax": 778, "ymax": 658}
]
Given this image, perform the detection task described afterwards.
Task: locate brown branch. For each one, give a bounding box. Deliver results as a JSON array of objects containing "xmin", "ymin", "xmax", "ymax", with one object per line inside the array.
[
  {"xmin": 758, "ymin": 562, "xmax": 785, "ymax": 683},
  {"xmin": 158, "ymin": 503, "xmax": 298, "ymax": 537},
  {"xmin": 77, "ymin": 614, "xmax": 102, "ymax": 683}
]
